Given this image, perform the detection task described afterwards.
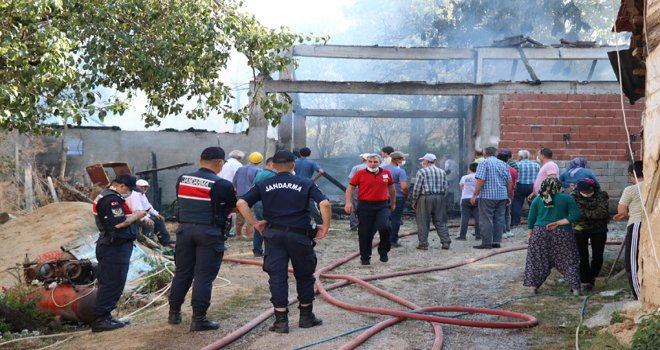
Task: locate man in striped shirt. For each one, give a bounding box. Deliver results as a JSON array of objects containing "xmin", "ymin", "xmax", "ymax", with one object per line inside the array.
[
  {"xmin": 511, "ymin": 150, "xmax": 540, "ymax": 226},
  {"xmin": 412, "ymin": 153, "xmax": 450, "ymax": 250},
  {"xmin": 471, "ymin": 146, "xmax": 512, "ymax": 249}
]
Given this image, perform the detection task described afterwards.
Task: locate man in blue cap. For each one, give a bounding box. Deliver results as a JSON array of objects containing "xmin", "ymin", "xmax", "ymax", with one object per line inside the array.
[{"xmin": 237, "ymin": 150, "xmax": 331, "ymax": 333}]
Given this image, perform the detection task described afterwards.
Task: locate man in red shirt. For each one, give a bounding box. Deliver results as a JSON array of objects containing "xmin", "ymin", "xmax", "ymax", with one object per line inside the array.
[{"xmin": 344, "ymin": 154, "xmax": 396, "ymax": 265}]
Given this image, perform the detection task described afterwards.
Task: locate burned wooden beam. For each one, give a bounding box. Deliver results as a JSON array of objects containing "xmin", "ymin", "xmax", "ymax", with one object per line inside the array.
[
  {"xmin": 300, "ymin": 109, "xmax": 462, "ymax": 119},
  {"xmin": 517, "ymin": 46, "xmax": 541, "ymax": 85},
  {"xmin": 260, "ymin": 80, "xmax": 622, "ymax": 96}
]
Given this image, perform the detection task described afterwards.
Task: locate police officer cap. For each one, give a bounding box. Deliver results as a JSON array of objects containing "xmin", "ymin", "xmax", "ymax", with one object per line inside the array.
[
  {"xmin": 114, "ymin": 174, "xmax": 137, "ymax": 188},
  {"xmin": 200, "ymin": 147, "xmax": 225, "ymax": 160},
  {"xmin": 272, "ymin": 150, "xmax": 296, "ymax": 164}
]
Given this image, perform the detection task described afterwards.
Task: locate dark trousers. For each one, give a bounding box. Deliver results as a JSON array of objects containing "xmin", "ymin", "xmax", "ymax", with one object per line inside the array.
[
  {"xmin": 138, "ymin": 217, "xmax": 172, "ymax": 245},
  {"xmin": 94, "ymin": 237, "xmax": 133, "ymax": 317},
  {"xmin": 168, "ymin": 224, "xmax": 224, "ymax": 314},
  {"xmin": 624, "ymin": 223, "xmax": 641, "ymax": 299},
  {"xmin": 262, "ymin": 228, "xmax": 317, "ymax": 308},
  {"xmin": 350, "ymin": 190, "xmax": 359, "ymax": 230},
  {"xmin": 459, "ymin": 198, "xmax": 480, "ymax": 239},
  {"xmin": 357, "ymin": 201, "xmax": 391, "ymax": 262},
  {"xmin": 389, "ymin": 197, "xmax": 405, "ymax": 244},
  {"xmin": 252, "ymin": 202, "xmax": 265, "ymax": 255},
  {"xmin": 511, "ymin": 183, "xmax": 533, "ymax": 226},
  {"xmin": 574, "ymin": 229, "xmax": 607, "ymax": 285}
]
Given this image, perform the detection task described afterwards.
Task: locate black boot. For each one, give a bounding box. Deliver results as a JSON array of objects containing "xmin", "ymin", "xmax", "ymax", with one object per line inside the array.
[
  {"xmin": 190, "ymin": 312, "xmax": 219, "ymax": 331},
  {"xmin": 168, "ymin": 309, "xmax": 182, "ymax": 325},
  {"xmin": 298, "ymin": 304, "xmax": 322, "ymax": 328},
  {"xmin": 269, "ymin": 309, "xmax": 289, "ymax": 333},
  {"xmin": 91, "ymin": 315, "xmax": 126, "ymax": 333}
]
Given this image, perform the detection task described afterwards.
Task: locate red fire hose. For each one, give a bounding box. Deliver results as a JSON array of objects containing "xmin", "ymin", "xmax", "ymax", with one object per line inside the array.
[{"xmin": 202, "ymin": 230, "xmax": 538, "ymax": 350}]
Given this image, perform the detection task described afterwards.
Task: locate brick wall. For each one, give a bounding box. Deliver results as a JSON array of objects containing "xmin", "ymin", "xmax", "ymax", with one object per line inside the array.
[{"xmin": 498, "ymin": 94, "xmax": 644, "ymax": 200}]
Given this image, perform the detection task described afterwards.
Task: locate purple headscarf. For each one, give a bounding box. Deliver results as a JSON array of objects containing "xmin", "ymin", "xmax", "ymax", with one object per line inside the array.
[{"xmin": 568, "ymin": 157, "xmax": 587, "ymax": 176}]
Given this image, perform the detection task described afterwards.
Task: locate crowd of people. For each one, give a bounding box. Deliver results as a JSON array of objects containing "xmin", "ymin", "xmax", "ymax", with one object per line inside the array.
[{"xmin": 91, "ymin": 143, "xmax": 644, "ymax": 334}]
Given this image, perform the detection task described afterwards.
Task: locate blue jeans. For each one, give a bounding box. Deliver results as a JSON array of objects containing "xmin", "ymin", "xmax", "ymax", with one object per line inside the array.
[
  {"xmin": 478, "ymin": 198, "xmax": 506, "ymax": 245},
  {"xmin": 252, "ymin": 202, "xmax": 264, "ymax": 255},
  {"xmin": 389, "ymin": 197, "xmax": 405, "ymax": 244},
  {"xmin": 511, "ymin": 183, "xmax": 533, "ymax": 226}
]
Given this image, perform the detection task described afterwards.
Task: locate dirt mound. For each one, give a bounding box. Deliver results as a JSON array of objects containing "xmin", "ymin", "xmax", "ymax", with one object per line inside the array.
[{"xmin": 0, "ymin": 202, "xmax": 97, "ymax": 287}]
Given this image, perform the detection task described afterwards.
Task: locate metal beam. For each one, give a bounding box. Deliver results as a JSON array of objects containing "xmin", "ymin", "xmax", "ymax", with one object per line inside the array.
[
  {"xmin": 293, "ymin": 45, "xmax": 474, "ymax": 60},
  {"xmin": 300, "ymin": 109, "xmax": 462, "ymax": 119},
  {"xmin": 291, "ymin": 45, "xmax": 618, "ymax": 61},
  {"xmin": 261, "ymin": 80, "xmax": 623, "ymax": 96}
]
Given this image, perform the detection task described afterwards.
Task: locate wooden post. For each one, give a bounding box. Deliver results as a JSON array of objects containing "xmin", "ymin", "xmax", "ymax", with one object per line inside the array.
[
  {"xmin": 457, "ymin": 98, "xmax": 466, "ymax": 176},
  {"xmin": 59, "ymin": 117, "xmax": 68, "ymax": 179},
  {"xmin": 151, "ymin": 152, "xmax": 161, "ymax": 212},
  {"xmin": 24, "ymin": 165, "xmax": 34, "ymax": 212},
  {"xmin": 47, "ymin": 176, "xmax": 59, "ymax": 202},
  {"xmin": 14, "ymin": 142, "xmax": 20, "ymax": 209}
]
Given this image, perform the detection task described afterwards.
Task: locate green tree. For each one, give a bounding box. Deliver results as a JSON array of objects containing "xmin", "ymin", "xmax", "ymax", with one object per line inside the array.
[{"xmin": 0, "ymin": 0, "xmax": 324, "ymax": 135}]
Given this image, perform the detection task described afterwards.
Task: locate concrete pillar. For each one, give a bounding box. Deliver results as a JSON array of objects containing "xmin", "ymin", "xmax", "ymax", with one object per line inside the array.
[{"xmin": 475, "ymin": 94, "xmax": 501, "ymax": 149}]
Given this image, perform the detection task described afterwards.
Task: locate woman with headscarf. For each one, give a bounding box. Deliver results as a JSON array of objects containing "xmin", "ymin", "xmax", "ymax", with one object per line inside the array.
[
  {"xmin": 570, "ymin": 179, "xmax": 609, "ymax": 293},
  {"xmin": 524, "ymin": 177, "xmax": 582, "ymax": 295},
  {"xmin": 559, "ymin": 157, "xmax": 599, "ymax": 190}
]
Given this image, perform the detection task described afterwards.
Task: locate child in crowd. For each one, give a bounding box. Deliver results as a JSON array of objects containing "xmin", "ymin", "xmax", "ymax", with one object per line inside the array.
[{"xmin": 457, "ymin": 163, "xmax": 480, "ymax": 240}]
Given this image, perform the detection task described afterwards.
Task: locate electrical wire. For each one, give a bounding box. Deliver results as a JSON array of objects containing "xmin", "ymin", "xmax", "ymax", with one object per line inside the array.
[
  {"xmin": 611, "ymin": 0, "xmax": 660, "ymax": 272},
  {"xmin": 34, "ymin": 336, "xmax": 75, "ymax": 350},
  {"xmin": 50, "ymin": 283, "xmax": 96, "ymax": 308},
  {"xmin": 575, "ymin": 295, "xmax": 591, "ymax": 350},
  {"xmin": 0, "ymin": 331, "xmax": 88, "ymax": 347}
]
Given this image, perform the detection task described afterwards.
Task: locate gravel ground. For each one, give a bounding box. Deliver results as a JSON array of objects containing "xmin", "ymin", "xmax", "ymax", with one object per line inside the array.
[{"xmin": 48, "ymin": 218, "xmax": 631, "ymax": 350}]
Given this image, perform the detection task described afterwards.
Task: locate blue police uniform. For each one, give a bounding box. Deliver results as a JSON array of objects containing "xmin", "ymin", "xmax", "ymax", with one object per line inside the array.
[
  {"xmin": 241, "ymin": 172, "xmax": 327, "ymax": 308},
  {"xmin": 169, "ymin": 168, "xmax": 236, "ymax": 316},
  {"xmin": 92, "ymin": 188, "xmax": 137, "ymax": 323}
]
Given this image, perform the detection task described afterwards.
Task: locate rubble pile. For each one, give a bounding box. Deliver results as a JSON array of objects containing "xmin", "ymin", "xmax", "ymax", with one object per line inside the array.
[{"xmin": 0, "ymin": 202, "xmax": 96, "ymax": 287}]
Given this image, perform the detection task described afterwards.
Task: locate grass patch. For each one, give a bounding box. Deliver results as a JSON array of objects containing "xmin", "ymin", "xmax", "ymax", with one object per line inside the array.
[
  {"xmin": 214, "ymin": 286, "xmax": 270, "ymax": 320},
  {"xmin": 504, "ymin": 261, "xmax": 634, "ymax": 350}
]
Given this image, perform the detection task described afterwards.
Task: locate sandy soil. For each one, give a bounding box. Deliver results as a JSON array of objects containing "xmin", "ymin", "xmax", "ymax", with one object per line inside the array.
[
  {"xmin": 0, "ymin": 202, "xmax": 96, "ymax": 287},
  {"xmin": 47, "ymin": 218, "xmax": 540, "ymax": 350}
]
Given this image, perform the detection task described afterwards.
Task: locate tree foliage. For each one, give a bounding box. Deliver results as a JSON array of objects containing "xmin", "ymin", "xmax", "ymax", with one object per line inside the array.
[
  {"xmin": 344, "ymin": 0, "xmax": 615, "ymax": 47},
  {"xmin": 0, "ymin": 0, "xmax": 324, "ymax": 135}
]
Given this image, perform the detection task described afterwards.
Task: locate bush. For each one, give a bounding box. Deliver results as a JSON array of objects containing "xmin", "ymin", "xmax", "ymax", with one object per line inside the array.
[
  {"xmin": 610, "ymin": 312, "xmax": 624, "ymax": 324},
  {"xmin": 1, "ymin": 285, "xmax": 49, "ymax": 321},
  {"xmin": 632, "ymin": 312, "xmax": 660, "ymax": 350}
]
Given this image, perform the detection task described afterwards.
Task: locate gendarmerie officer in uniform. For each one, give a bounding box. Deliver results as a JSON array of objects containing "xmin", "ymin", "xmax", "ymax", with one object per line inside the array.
[
  {"xmin": 168, "ymin": 147, "xmax": 237, "ymax": 331},
  {"xmin": 237, "ymin": 150, "xmax": 331, "ymax": 333},
  {"xmin": 92, "ymin": 174, "xmax": 147, "ymax": 332}
]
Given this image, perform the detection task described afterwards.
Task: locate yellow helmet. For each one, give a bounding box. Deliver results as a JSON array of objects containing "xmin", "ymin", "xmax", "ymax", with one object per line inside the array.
[{"xmin": 248, "ymin": 152, "xmax": 264, "ymax": 164}]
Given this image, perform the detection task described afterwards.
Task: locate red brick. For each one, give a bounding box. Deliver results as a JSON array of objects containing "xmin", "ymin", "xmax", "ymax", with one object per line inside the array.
[{"xmin": 537, "ymin": 94, "xmax": 568, "ymax": 101}]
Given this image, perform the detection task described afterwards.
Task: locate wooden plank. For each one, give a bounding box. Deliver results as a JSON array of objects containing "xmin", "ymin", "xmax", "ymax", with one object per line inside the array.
[
  {"xmin": 300, "ymin": 109, "xmax": 461, "ymax": 119},
  {"xmin": 291, "ymin": 45, "xmax": 615, "ymax": 61},
  {"xmin": 260, "ymin": 80, "xmax": 623, "ymax": 96}
]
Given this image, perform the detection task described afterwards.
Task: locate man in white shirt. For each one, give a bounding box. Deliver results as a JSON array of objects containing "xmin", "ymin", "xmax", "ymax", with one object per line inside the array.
[
  {"xmin": 218, "ymin": 150, "xmax": 244, "ymax": 181},
  {"xmin": 126, "ymin": 179, "xmax": 173, "ymax": 246}
]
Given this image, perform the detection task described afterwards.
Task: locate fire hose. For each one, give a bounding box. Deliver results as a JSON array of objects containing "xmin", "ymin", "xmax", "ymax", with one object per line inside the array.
[{"xmin": 203, "ymin": 230, "xmax": 539, "ymax": 350}]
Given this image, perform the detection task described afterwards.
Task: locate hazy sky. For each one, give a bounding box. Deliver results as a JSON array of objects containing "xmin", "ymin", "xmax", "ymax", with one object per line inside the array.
[{"xmin": 100, "ymin": 0, "xmax": 356, "ymax": 132}]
